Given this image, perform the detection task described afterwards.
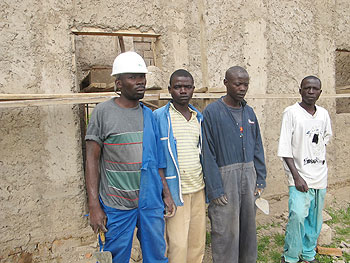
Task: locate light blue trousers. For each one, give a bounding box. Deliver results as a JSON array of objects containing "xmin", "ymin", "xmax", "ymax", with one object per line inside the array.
[{"xmin": 283, "ymin": 186, "xmax": 326, "ymax": 263}]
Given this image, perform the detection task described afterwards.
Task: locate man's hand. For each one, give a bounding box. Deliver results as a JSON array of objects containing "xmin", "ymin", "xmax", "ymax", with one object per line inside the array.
[
  {"xmin": 163, "ymin": 193, "xmax": 176, "ymax": 218},
  {"xmin": 158, "ymin": 168, "xmax": 176, "ymax": 218},
  {"xmin": 294, "ymin": 175, "xmax": 309, "ymax": 192},
  {"xmin": 212, "ymin": 194, "xmax": 228, "ymax": 206},
  {"xmin": 283, "ymin": 157, "xmax": 309, "ymax": 193},
  {"xmin": 89, "ymin": 205, "xmax": 108, "ymax": 233}
]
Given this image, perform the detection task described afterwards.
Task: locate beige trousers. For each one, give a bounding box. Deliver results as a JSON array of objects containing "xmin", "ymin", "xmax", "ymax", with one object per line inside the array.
[{"xmin": 166, "ymin": 189, "xmax": 206, "ymax": 263}]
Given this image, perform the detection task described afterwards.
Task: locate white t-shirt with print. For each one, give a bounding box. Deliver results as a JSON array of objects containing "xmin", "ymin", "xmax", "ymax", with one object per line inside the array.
[{"xmin": 278, "ymin": 102, "xmax": 332, "ymax": 189}]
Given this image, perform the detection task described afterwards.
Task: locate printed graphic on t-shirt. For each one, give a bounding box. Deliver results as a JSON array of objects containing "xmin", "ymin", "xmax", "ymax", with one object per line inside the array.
[{"xmin": 303, "ymin": 127, "xmax": 325, "ymax": 166}]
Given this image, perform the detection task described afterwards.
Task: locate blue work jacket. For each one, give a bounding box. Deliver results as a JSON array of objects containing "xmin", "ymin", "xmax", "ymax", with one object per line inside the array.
[
  {"xmin": 153, "ymin": 101, "xmax": 203, "ymax": 206},
  {"xmin": 139, "ymin": 103, "xmax": 166, "ymax": 210},
  {"xmin": 202, "ymin": 98, "xmax": 267, "ymax": 201}
]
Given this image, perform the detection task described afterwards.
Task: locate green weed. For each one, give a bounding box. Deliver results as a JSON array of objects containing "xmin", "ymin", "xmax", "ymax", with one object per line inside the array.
[
  {"xmin": 206, "ymin": 231, "xmax": 211, "ymax": 245},
  {"xmin": 256, "ymin": 204, "xmax": 350, "ymax": 263}
]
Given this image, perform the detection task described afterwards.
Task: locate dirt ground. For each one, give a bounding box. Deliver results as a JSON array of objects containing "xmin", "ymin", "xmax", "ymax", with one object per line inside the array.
[{"xmin": 203, "ymin": 183, "xmax": 350, "ymax": 263}]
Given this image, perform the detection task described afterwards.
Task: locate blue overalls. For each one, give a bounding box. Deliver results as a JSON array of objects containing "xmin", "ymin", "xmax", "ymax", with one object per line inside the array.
[{"xmin": 100, "ymin": 104, "xmax": 168, "ymax": 263}]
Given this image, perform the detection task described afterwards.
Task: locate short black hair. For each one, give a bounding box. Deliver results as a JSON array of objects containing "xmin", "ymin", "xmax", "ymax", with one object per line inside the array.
[
  {"xmin": 225, "ymin": 66, "xmax": 248, "ymax": 80},
  {"xmin": 301, "ymin": 76, "xmax": 321, "ymax": 88},
  {"xmin": 169, "ymin": 69, "xmax": 194, "ymax": 86}
]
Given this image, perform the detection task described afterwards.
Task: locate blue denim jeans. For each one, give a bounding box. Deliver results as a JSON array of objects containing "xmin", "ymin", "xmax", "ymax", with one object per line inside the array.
[
  {"xmin": 99, "ymin": 198, "xmax": 168, "ymax": 263},
  {"xmin": 283, "ymin": 187, "xmax": 326, "ymax": 263}
]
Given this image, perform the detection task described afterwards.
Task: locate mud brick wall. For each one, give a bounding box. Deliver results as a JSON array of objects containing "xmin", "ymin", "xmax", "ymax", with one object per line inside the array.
[{"xmin": 1, "ymin": 0, "xmax": 350, "ymax": 262}]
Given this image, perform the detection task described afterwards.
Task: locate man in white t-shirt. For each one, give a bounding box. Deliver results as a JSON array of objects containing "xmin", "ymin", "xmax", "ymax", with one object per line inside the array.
[{"xmin": 278, "ymin": 76, "xmax": 332, "ymax": 263}]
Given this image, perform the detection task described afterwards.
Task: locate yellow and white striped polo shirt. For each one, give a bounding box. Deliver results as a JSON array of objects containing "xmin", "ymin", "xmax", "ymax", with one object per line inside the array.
[{"xmin": 169, "ymin": 103, "xmax": 205, "ymax": 194}]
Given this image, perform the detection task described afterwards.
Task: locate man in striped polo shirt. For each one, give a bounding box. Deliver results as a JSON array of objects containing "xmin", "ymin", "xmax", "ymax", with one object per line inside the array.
[
  {"xmin": 153, "ymin": 69, "xmax": 206, "ymax": 263},
  {"xmin": 85, "ymin": 52, "xmax": 175, "ymax": 263}
]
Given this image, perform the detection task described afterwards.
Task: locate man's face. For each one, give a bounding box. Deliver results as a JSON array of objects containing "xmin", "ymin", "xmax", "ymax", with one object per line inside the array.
[
  {"xmin": 224, "ymin": 71, "xmax": 249, "ymax": 103},
  {"xmin": 299, "ymin": 78, "xmax": 322, "ymax": 105},
  {"xmin": 116, "ymin": 73, "xmax": 146, "ymax": 101},
  {"xmin": 168, "ymin": 76, "xmax": 194, "ymax": 106}
]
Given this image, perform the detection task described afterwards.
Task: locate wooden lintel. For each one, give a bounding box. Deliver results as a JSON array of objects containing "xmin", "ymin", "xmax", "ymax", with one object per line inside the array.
[{"xmin": 71, "ymin": 30, "xmax": 160, "ymax": 38}]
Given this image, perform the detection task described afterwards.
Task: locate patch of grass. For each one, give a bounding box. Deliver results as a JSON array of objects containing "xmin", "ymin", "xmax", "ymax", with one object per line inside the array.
[
  {"xmin": 271, "ymin": 222, "xmax": 282, "ymax": 228},
  {"xmin": 256, "ymin": 204, "xmax": 350, "ymax": 263},
  {"xmin": 335, "ymin": 226, "xmax": 350, "ymax": 236},
  {"xmin": 326, "ymin": 206, "xmax": 350, "ymax": 226},
  {"xmin": 273, "ymin": 233, "xmax": 285, "ymax": 247},
  {"xmin": 257, "ymin": 222, "xmax": 282, "ymax": 232},
  {"xmin": 258, "ymin": 236, "xmax": 270, "ymax": 252},
  {"xmin": 206, "ymin": 231, "xmax": 211, "ymax": 245},
  {"xmin": 344, "ymin": 252, "xmax": 350, "ymax": 261},
  {"xmin": 257, "ymin": 224, "xmax": 270, "ymax": 231},
  {"xmin": 269, "ymin": 251, "xmax": 282, "ymax": 262},
  {"xmin": 257, "ymin": 234, "xmax": 283, "ymax": 262},
  {"xmin": 315, "ymin": 253, "xmax": 333, "ymax": 263}
]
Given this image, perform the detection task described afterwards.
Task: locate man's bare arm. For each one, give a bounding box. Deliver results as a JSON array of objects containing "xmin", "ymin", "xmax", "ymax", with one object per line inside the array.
[
  {"xmin": 85, "ymin": 141, "xmax": 107, "ymax": 233},
  {"xmin": 283, "ymin": 157, "xmax": 308, "ymax": 192}
]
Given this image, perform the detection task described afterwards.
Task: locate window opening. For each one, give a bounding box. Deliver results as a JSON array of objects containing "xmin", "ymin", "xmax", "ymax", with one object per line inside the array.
[{"xmin": 335, "ymin": 49, "xmax": 350, "ymax": 114}]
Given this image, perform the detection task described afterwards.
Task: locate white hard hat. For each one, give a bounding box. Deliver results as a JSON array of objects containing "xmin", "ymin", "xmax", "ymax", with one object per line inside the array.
[{"xmin": 111, "ymin": 51, "xmax": 148, "ymax": 76}]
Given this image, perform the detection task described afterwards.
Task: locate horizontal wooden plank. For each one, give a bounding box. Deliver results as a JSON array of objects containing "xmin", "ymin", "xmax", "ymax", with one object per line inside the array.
[
  {"xmin": 0, "ymin": 92, "xmax": 116, "ymax": 100},
  {"xmin": 336, "ymin": 85, "xmax": 350, "ymax": 93},
  {"xmin": 0, "ymin": 92, "xmax": 159, "ymax": 101},
  {"xmin": 71, "ymin": 29, "xmax": 160, "ymax": 38},
  {"xmin": 1, "ymin": 92, "xmax": 350, "ymax": 108},
  {"xmin": 160, "ymin": 93, "xmax": 350, "ymax": 100},
  {"xmin": 0, "ymin": 93, "xmax": 159, "ymax": 108}
]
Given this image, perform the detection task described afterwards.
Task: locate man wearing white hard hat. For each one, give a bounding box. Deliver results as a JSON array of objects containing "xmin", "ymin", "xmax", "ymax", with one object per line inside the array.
[{"xmin": 85, "ymin": 51, "xmax": 175, "ymax": 263}]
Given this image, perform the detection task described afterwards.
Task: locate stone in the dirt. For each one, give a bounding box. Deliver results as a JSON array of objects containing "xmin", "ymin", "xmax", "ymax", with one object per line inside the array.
[
  {"xmin": 322, "ymin": 210, "xmax": 332, "ymax": 222},
  {"xmin": 317, "ymin": 223, "xmax": 332, "ymax": 245}
]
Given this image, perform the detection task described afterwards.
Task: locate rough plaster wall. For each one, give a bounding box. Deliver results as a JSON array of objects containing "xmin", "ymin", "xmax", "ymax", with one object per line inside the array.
[
  {"xmin": 335, "ymin": 0, "xmax": 350, "ymax": 50},
  {"xmin": 0, "ymin": 0, "xmax": 91, "ymax": 261},
  {"xmin": 334, "ymin": 114, "xmax": 350, "ymax": 180},
  {"xmin": 266, "ymin": 0, "xmax": 320, "ymax": 94},
  {"xmin": 333, "ymin": 0, "xmax": 350, "ymax": 181},
  {"xmin": 334, "ymin": 0, "xmax": 350, "ymax": 181},
  {"xmin": 1, "ymin": 1, "xmax": 41, "ymax": 94},
  {"xmin": 70, "ymin": 0, "xmax": 349, "ymax": 205},
  {"xmin": 205, "ymin": 0, "xmax": 246, "ymax": 89},
  {"xmin": 261, "ymin": 0, "xmax": 339, "ymax": 196},
  {"xmin": 1, "ymin": 0, "xmax": 350, "ymax": 261},
  {"xmin": 335, "ymin": 51, "xmax": 350, "ymax": 114},
  {"xmin": 335, "ymin": 52, "xmax": 350, "ymax": 87},
  {"xmin": 165, "ymin": 1, "xmax": 204, "ymax": 89}
]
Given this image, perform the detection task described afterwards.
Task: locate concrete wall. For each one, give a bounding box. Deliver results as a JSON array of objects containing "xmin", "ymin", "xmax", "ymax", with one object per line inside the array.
[{"xmin": 1, "ymin": 0, "xmax": 349, "ymax": 261}]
